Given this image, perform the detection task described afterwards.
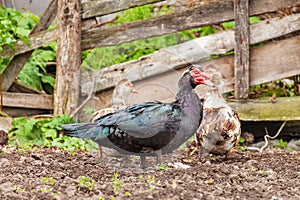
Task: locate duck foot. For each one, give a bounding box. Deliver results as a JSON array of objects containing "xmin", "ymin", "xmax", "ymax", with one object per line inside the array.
[{"xmin": 155, "ymin": 149, "xmax": 162, "ymax": 164}]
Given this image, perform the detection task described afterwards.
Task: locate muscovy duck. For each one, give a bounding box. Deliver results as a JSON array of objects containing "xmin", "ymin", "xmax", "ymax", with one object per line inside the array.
[
  {"xmin": 89, "ymin": 79, "xmax": 138, "ymax": 157},
  {"xmin": 60, "ymin": 65, "xmax": 212, "ymax": 167},
  {"xmin": 196, "ymin": 67, "xmax": 241, "ymax": 157}
]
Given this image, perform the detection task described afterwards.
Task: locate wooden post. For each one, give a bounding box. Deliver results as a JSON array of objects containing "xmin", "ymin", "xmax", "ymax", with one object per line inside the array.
[
  {"xmin": 54, "ymin": 0, "xmax": 82, "ymax": 116},
  {"xmin": 234, "ymin": 0, "xmax": 249, "ymax": 99},
  {"xmin": 1, "ymin": 0, "xmax": 58, "ymax": 92}
]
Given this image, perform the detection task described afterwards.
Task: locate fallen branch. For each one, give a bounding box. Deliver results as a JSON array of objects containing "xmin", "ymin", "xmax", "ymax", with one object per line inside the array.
[
  {"xmin": 90, "ymin": 16, "xmax": 119, "ymax": 29},
  {"xmin": 246, "ymin": 121, "xmax": 287, "ymax": 153}
]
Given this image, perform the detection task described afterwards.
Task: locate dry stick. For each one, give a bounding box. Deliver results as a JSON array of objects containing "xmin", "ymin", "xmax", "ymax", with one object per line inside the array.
[
  {"xmin": 259, "ymin": 121, "xmax": 287, "ymax": 153},
  {"xmin": 71, "ymin": 76, "xmax": 96, "ymax": 118},
  {"xmin": 245, "ymin": 121, "xmax": 287, "ymax": 152}
]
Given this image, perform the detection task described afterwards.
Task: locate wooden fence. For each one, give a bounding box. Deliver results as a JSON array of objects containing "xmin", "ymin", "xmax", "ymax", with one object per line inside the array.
[{"xmin": 1, "ymin": 0, "xmax": 300, "ymax": 121}]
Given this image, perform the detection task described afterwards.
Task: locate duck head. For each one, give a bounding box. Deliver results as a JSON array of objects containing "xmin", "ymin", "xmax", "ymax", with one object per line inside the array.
[{"xmin": 189, "ymin": 65, "xmax": 215, "ymax": 87}]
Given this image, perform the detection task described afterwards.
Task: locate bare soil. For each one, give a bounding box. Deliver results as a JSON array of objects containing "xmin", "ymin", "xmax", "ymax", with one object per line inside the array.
[{"xmin": 0, "ymin": 144, "xmax": 299, "ymax": 200}]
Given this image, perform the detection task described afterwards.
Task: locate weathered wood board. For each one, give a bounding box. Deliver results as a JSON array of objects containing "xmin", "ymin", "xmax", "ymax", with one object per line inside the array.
[
  {"xmin": 81, "ymin": 0, "xmax": 165, "ymax": 19},
  {"xmin": 234, "ymin": 0, "xmax": 249, "ymax": 99},
  {"xmin": 228, "ymin": 97, "xmax": 300, "ymax": 121},
  {"xmin": 80, "ymin": 14, "xmax": 300, "ymax": 96},
  {"xmin": 0, "ymin": 117, "xmax": 12, "ymax": 132},
  {"xmin": 2, "ymin": 92, "xmax": 53, "ymax": 110},
  {"xmin": 54, "ymin": 0, "xmax": 82, "ymax": 115}
]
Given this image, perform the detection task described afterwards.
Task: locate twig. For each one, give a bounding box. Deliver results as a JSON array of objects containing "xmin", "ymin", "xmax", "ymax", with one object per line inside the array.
[
  {"xmin": 259, "ymin": 121, "xmax": 287, "ymax": 153},
  {"xmin": 245, "ymin": 121, "xmax": 287, "ymax": 153},
  {"xmin": 90, "ymin": 16, "xmax": 119, "ymax": 29},
  {"xmin": 71, "ymin": 76, "xmax": 96, "ymax": 118}
]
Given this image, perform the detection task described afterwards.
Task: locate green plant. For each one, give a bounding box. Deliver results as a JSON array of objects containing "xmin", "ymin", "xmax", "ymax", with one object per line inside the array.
[
  {"xmin": 125, "ymin": 191, "xmax": 131, "ymax": 197},
  {"xmin": 40, "ymin": 187, "xmax": 53, "ymax": 193},
  {"xmin": 41, "ymin": 177, "xmax": 56, "ymax": 186},
  {"xmin": 8, "ymin": 115, "xmax": 98, "ymax": 151},
  {"xmin": 0, "ymin": 5, "xmax": 39, "ymax": 72},
  {"xmin": 17, "ymin": 43, "xmax": 57, "ymax": 94},
  {"xmin": 221, "ymin": 16, "xmax": 261, "ymax": 29},
  {"xmin": 112, "ymin": 173, "xmax": 124, "ymax": 192},
  {"xmin": 78, "ymin": 176, "xmax": 95, "ymax": 191},
  {"xmin": 237, "ymin": 136, "xmax": 246, "ymax": 151},
  {"xmin": 0, "ymin": 5, "xmax": 39, "ymax": 48},
  {"xmin": 156, "ymin": 163, "xmax": 168, "ymax": 171},
  {"xmin": 275, "ymin": 139, "xmax": 288, "ymax": 149},
  {"xmin": 13, "ymin": 185, "xmax": 26, "ymax": 193},
  {"xmin": 83, "ymin": 106, "xmax": 96, "ymax": 115}
]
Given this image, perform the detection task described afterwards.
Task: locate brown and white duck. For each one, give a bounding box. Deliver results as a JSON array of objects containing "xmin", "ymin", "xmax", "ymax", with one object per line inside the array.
[{"xmin": 196, "ymin": 66, "xmax": 241, "ymax": 157}]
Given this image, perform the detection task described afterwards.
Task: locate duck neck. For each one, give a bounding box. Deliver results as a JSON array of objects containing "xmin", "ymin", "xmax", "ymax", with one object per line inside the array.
[
  {"xmin": 175, "ymin": 74, "xmax": 201, "ymax": 117},
  {"xmin": 204, "ymin": 88, "xmax": 229, "ymax": 109},
  {"xmin": 112, "ymin": 85, "xmax": 126, "ymax": 107}
]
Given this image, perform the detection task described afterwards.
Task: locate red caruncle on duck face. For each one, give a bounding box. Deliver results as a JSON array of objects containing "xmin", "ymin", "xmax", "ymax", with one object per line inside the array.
[{"xmin": 190, "ymin": 68, "xmax": 213, "ymax": 86}]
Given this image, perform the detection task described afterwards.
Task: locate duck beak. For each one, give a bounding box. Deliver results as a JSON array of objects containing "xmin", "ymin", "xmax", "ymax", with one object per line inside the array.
[{"xmin": 130, "ymin": 87, "xmax": 138, "ymax": 94}]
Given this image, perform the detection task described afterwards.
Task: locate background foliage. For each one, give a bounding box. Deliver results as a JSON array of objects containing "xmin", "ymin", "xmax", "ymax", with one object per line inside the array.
[{"xmin": 9, "ymin": 115, "xmax": 98, "ymax": 151}]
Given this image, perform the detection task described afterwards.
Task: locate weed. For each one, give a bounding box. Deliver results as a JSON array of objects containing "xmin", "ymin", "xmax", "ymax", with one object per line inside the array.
[
  {"xmin": 13, "ymin": 185, "xmax": 26, "ymax": 193},
  {"xmin": 237, "ymin": 136, "xmax": 247, "ymax": 151},
  {"xmin": 40, "ymin": 187, "xmax": 53, "ymax": 193},
  {"xmin": 275, "ymin": 139, "xmax": 288, "ymax": 149},
  {"xmin": 112, "ymin": 173, "xmax": 123, "ymax": 192},
  {"xmin": 78, "ymin": 176, "xmax": 95, "ymax": 191},
  {"xmin": 9, "ymin": 115, "xmax": 98, "ymax": 152},
  {"xmin": 125, "ymin": 191, "xmax": 131, "ymax": 196},
  {"xmin": 41, "ymin": 177, "xmax": 55, "ymax": 186},
  {"xmin": 156, "ymin": 163, "xmax": 168, "ymax": 171}
]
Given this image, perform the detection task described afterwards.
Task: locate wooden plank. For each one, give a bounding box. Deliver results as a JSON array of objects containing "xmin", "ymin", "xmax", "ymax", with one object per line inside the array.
[
  {"xmin": 234, "ymin": 0, "xmax": 249, "ymax": 99},
  {"xmin": 1, "ymin": 0, "xmax": 58, "ymax": 92},
  {"xmin": 54, "ymin": 0, "xmax": 81, "ymax": 115},
  {"xmin": 2, "ymin": 0, "xmax": 299, "ymax": 58},
  {"xmin": 0, "ymin": 117, "xmax": 12, "ymax": 132},
  {"xmin": 80, "ymin": 14, "xmax": 300, "ymax": 95},
  {"xmin": 81, "ymin": 0, "xmax": 300, "ymax": 49},
  {"xmin": 2, "ymin": 92, "xmax": 53, "ymax": 109},
  {"xmin": 227, "ymin": 97, "xmax": 300, "ymax": 121},
  {"xmin": 82, "ymin": 0, "xmax": 165, "ymax": 19},
  {"xmin": 82, "ymin": 35, "xmax": 300, "ymax": 107},
  {"xmin": 2, "ymin": 108, "xmax": 52, "ymax": 118}
]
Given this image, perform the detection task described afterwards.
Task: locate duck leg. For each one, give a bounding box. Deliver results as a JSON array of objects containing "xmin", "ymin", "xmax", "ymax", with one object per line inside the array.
[
  {"xmin": 98, "ymin": 145, "xmax": 103, "ymax": 158},
  {"xmin": 140, "ymin": 155, "xmax": 147, "ymax": 169},
  {"xmin": 155, "ymin": 149, "xmax": 162, "ymax": 164}
]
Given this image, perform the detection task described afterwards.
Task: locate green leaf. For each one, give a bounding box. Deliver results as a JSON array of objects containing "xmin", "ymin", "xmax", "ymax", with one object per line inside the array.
[
  {"xmin": 41, "ymin": 75, "xmax": 55, "ymax": 87},
  {"xmin": 27, "ymin": 12, "xmax": 40, "ymax": 24},
  {"xmin": 249, "ymin": 16, "xmax": 261, "ymax": 24},
  {"xmin": 18, "ymin": 62, "xmax": 43, "ymax": 90},
  {"xmin": 17, "ymin": 34, "xmax": 30, "ymax": 46},
  {"xmin": 41, "ymin": 128, "xmax": 58, "ymax": 140},
  {"xmin": 221, "ymin": 21, "xmax": 235, "ymax": 29}
]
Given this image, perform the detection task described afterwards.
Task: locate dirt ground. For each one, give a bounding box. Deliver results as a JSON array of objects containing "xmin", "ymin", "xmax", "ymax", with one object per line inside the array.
[{"xmin": 0, "ymin": 144, "xmax": 300, "ymax": 200}]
